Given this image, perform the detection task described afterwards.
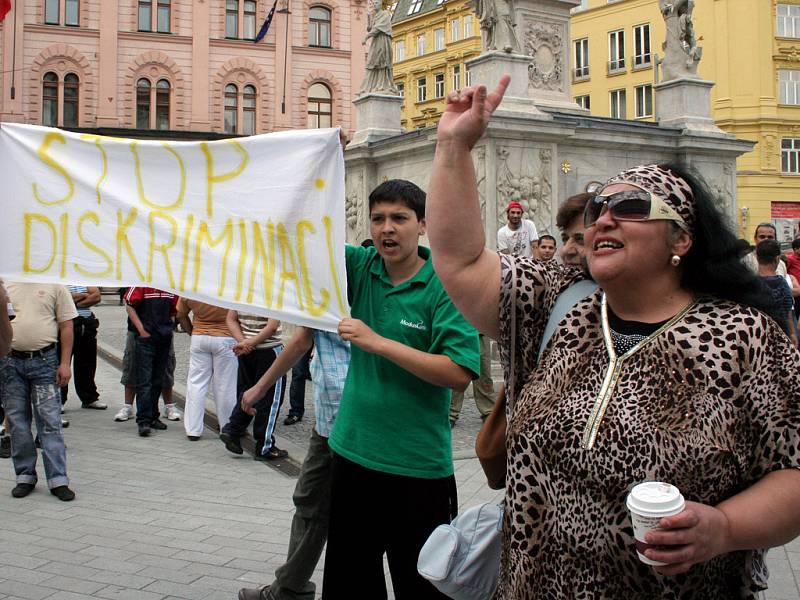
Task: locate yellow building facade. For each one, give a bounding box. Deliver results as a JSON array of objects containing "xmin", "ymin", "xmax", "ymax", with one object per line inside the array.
[
  {"xmin": 391, "ymin": 0, "xmax": 481, "ymax": 129},
  {"xmin": 571, "ymin": 0, "xmax": 800, "ymax": 240}
]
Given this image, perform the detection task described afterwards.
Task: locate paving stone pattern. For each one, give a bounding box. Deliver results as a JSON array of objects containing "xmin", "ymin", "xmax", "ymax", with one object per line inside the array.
[{"xmin": 0, "ymin": 298, "xmax": 796, "ymax": 599}]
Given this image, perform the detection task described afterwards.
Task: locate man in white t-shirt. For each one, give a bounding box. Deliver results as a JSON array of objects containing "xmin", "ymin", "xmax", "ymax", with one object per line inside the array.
[
  {"xmin": 497, "ymin": 201, "xmax": 539, "ymax": 258},
  {"xmin": 743, "ymin": 222, "xmax": 787, "ymax": 276}
]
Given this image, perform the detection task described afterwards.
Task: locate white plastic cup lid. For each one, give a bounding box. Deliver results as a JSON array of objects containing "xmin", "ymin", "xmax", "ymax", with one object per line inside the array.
[{"xmin": 626, "ymin": 481, "xmax": 684, "ymax": 516}]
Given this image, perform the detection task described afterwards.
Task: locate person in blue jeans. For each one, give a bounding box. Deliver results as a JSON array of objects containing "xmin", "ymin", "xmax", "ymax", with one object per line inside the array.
[
  {"xmin": 284, "ymin": 349, "xmax": 311, "ymax": 425},
  {"xmin": 124, "ymin": 287, "xmax": 178, "ymax": 437},
  {"xmin": 1, "ymin": 282, "xmax": 77, "ymax": 501}
]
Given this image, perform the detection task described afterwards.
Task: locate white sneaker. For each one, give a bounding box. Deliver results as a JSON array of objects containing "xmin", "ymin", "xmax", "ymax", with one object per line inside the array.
[
  {"xmin": 114, "ymin": 405, "xmax": 133, "ymax": 422},
  {"xmin": 163, "ymin": 403, "xmax": 182, "ymax": 421}
]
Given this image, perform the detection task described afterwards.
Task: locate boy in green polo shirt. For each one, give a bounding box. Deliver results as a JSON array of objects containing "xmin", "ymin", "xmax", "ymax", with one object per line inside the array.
[{"xmin": 322, "ymin": 179, "xmax": 480, "ymax": 599}]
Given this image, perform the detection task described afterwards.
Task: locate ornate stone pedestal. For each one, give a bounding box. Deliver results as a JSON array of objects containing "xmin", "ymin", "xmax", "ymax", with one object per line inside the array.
[
  {"xmin": 349, "ymin": 93, "xmax": 403, "ymax": 147},
  {"xmin": 466, "ymin": 52, "xmax": 548, "ymax": 118},
  {"xmin": 655, "ymin": 78, "xmax": 728, "ymax": 135}
]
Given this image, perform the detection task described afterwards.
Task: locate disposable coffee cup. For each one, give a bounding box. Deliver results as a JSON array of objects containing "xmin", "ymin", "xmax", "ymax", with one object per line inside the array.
[{"xmin": 626, "ymin": 481, "xmax": 685, "ymax": 566}]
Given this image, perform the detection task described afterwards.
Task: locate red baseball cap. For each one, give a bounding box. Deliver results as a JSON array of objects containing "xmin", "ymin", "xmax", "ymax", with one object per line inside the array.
[{"xmin": 506, "ymin": 201, "xmax": 524, "ymax": 212}]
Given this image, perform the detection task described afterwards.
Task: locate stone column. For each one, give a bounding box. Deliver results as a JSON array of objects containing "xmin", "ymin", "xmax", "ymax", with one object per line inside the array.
[
  {"xmin": 510, "ymin": 0, "xmax": 585, "ymax": 113},
  {"xmin": 654, "ymin": 77, "xmax": 728, "ymax": 135},
  {"xmin": 348, "ymin": 93, "xmax": 403, "ymax": 146},
  {"xmin": 96, "ymin": 0, "xmax": 120, "ymax": 127}
]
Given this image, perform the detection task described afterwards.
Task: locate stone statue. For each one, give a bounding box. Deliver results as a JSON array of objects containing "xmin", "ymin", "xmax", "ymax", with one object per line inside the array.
[
  {"xmin": 469, "ymin": 0, "xmax": 520, "ymax": 54},
  {"xmin": 357, "ymin": 0, "xmax": 398, "ymax": 96},
  {"xmin": 658, "ymin": 0, "xmax": 702, "ymax": 81}
]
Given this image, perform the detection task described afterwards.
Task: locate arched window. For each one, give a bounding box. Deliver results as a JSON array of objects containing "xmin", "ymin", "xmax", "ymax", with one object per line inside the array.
[
  {"xmin": 41, "ymin": 71, "xmax": 80, "ymax": 127},
  {"xmin": 63, "ymin": 73, "xmax": 79, "ymax": 127},
  {"xmin": 243, "ymin": 84, "xmax": 257, "ymax": 135},
  {"xmin": 42, "ymin": 72, "xmax": 59, "ymax": 127},
  {"xmin": 224, "ymin": 83, "xmax": 238, "ymax": 134},
  {"xmin": 309, "ymin": 6, "xmax": 331, "ymax": 47},
  {"xmin": 156, "ymin": 79, "xmax": 171, "ymax": 130},
  {"xmin": 136, "ymin": 78, "xmax": 151, "ymax": 129},
  {"xmin": 307, "ymin": 82, "xmax": 332, "ymax": 128},
  {"xmin": 223, "ymin": 82, "xmax": 259, "ymax": 135}
]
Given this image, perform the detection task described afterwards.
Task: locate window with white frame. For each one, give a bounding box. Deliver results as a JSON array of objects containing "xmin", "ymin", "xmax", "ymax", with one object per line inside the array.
[
  {"xmin": 451, "ymin": 17, "xmax": 460, "ymax": 41},
  {"xmin": 396, "ymin": 82, "xmax": 404, "ymax": 97},
  {"xmin": 434, "ymin": 72, "xmax": 445, "ymax": 97},
  {"xmin": 42, "ymin": 71, "xmax": 80, "ymax": 127},
  {"xmin": 417, "ymin": 33, "xmax": 426, "ymax": 55},
  {"xmin": 780, "ymin": 69, "xmax": 800, "ymax": 104},
  {"xmin": 408, "ymin": 0, "xmax": 423, "ymax": 14},
  {"xmin": 226, "ymin": 0, "xmax": 257, "ymax": 39},
  {"xmin": 224, "ymin": 82, "xmax": 258, "ymax": 135},
  {"xmin": 778, "ymin": 4, "xmax": 800, "ymax": 38},
  {"xmin": 574, "ymin": 38, "xmax": 589, "ymax": 79},
  {"xmin": 309, "ymin": 6, "xmax": 332, "ymax": 47},
  {"xmin": 435, "ymin": 28, "xmax": 445, "ymax": 51},
  {"xmin": 608, "ymin": 29, "xmax": 625, "ymax": 72},
  {"xmin": 464, "ymin": 14, "xmax": 473, "ymax": 37},
  {"xmin": 635, "ymin": 84, "xmax": 653, "ymax": 118},
  {"xmin": 307, "ymin": 82, "xmax": 332, "ymax": 128},
  {"xmin": 396, "ymin": 39, "xmax": 405, "ymax": 61},
  {"xmin": 633, "ymin": 24, "xmax": 651, "ymax": 67},
  {"xmin": 610, "ymin": 88, "xmax": 626, "ymax": 119},
  {"xmin": 453, "ymin": 64, "xmax": 461, "ymax": 90},
  {"xmin": 45, "ymin": 0, "xmax": 81, "ymax": 26},
  {"xmin": 138, "ymin": 0, "xmax": 170, "ymax": 33},
  {"xmin": 465, "ymin": 68, "xmax": 472, "ymax": 86},
  {"xmin": 575, "ymin": 94, "xmax": 590, "ymax": 110},
  {"xmin": 417, "ymin": 77, "xmax": 427, "ymax": 102},
  {"xmin": 136, "ymin": 77, "xmax": 171, "ymax": 130},
  {"xmin": 782, "ymin": 138, "xmax": 800, "ymax": 173}
]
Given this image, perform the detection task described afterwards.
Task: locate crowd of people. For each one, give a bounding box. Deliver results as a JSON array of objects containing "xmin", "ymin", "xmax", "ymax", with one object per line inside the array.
[{"xmin": 1, "ymin": 74, "xmax": 799, "ymax": 599}]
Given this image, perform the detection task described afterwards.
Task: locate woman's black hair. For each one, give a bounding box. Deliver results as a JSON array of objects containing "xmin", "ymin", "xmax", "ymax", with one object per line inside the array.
[{"xmin": 661, "ymin": 162, "xmax": 782, "ymax": 323}]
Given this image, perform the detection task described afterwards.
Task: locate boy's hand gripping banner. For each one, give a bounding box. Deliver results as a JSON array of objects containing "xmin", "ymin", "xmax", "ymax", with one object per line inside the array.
[{"xmin": 0, "ymin": 124, "xmax": 349, "ymax": 331}]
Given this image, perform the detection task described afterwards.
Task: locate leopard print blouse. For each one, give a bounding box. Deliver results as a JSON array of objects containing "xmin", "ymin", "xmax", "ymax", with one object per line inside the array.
[{"xmin": 495, "ymin": 254, "xmax": 800, "ymax": 599}]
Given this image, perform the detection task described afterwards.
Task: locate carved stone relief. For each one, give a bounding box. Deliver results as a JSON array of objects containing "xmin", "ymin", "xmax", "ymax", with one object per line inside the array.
[
  {"xmin": 345, "ymin": 171, "xmax": 364, "ymax": 239},
  {"xmin": 524, "ymin": 22, "xmax": 563, "ymax": 91},
  {"xmin": 495, "ymin": 145, "xmax": 552, "ymax": 234},
  {"xmin": 474, "ymin": 146, "xmax": 487, "ymax": 224},
  {"xmin": 708, "ymin": 162, "xmax": 734, "ymax": 214},
  {"xmin": 762, "ymin": 134, "xmax": 777, "ymax": 171}
]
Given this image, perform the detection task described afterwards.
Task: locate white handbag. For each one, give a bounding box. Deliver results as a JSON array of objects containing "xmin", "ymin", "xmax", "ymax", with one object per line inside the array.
[{"xmin": 417, "ymin": 502, "xmax": 504, "ymax": 600}]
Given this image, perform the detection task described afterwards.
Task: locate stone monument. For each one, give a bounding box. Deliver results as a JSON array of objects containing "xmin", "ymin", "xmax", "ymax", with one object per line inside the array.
[
  {"xmin": 349, "ymin": 0, "xmax": 402, "ymax": 146},
  {"xmin": 344, "ymin": 0, "xmax": 751, "ymax": 244},
  {"xmin": 654, "ymin": 0, "xmax": 724, "ymax": 134}
]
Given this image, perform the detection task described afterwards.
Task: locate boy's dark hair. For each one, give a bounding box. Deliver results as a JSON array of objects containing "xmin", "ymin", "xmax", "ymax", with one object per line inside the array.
[
  {"xmin": 368, "ymin": 179, "xmax": 426, "ymax": 221},
  {"xmin": 756, "ymin": 239, "xmax": 782, "ymax": 265},
  {"xmin": 555, "ymin": 193, "xmax": 592, "ymax": 231},
  {"xmin": 792, "ymin": 238, "xmax": 800, "ymax": 250},
  {"xmin": 539, "ymin": 234, "xmax": 556, "ymax": 244}
]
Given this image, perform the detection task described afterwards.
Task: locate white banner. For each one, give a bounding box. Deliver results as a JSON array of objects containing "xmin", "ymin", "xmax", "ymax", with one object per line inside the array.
[{"xmin": 0, "ymin": 123, "xmax": 349, "ymax": 331}]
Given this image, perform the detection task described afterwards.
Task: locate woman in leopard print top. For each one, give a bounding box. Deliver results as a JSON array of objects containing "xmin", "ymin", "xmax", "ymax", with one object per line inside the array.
[{"xmin": 426, "ymin": 75, "xmax": 800, "ymax": 599}]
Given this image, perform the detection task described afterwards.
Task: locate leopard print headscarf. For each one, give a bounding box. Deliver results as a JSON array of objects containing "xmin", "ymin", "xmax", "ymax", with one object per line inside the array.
[{"xmin": 603, "ymin": 164, "xmax": 696, "ymax": 233}]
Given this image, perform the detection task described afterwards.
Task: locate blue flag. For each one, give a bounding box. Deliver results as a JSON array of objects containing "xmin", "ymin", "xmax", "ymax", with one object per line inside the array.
[{"xmin": 254, "ymin": 0, "xmax": 279, "ymax": 43}]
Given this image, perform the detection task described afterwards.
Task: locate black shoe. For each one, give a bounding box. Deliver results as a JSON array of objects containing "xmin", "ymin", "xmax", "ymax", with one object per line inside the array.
[
  {"xmin": 283, "ymin": 415, "xmax": 302, "ymax": 426},
  {"xmin": 219, "ymin": 432, "xmax": 243, "ymax": 455},
  {"xmin": 187, "ymin": 435, "xmax": 200, "ymax": 441},
  {"xmin": 254, "ymin": 445, "xmax": 289, "ymax": 461},
  {"xmin": 138, "ymin": 424, "xmax": 151, "ymax": 437},
  {"xmin": 0, "ymin": 436, "xmax": 10, "ymax": 459},
  {"xmin": 12, "ymin": 483, "xmax": 35, "ymax": 498},
  {"xmin": 150, "ymin": 419, "xmax": 167, "ymax": 430},
  {"xmin": 50, "ymin": 486, "xmax": 75, "ymax": 502}
]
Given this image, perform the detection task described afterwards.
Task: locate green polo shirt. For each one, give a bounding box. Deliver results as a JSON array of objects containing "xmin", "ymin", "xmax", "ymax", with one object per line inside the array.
[{"xmin": 328, "ymin": 245, "xmax": 480, "ymax": 479}]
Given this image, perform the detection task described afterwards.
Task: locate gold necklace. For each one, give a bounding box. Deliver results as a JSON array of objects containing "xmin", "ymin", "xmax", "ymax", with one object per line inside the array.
[{"xmin": 580, "ymin": 293, "xmax": 698, "ymax": 450}]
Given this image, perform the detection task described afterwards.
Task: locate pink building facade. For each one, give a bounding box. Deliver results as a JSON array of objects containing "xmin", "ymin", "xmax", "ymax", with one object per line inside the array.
[{"xmin": 0, "ymin": 0, "xmax": 367, "ymax": 138}]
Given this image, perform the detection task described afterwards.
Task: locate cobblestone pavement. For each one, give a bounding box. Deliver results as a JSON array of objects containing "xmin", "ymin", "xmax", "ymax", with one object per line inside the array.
[{"xmin": 0, "ymin": 297, "xmax": 796, "ymax": 599}]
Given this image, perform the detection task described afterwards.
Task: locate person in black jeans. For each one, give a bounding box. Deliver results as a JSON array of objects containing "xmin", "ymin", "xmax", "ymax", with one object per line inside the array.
[
  {"xmin": 124, "ymin": 287, "xmax": 178, "ymax": 437},
  {"xmin": 284, "ymin": 349, "xmax": 312, "ymax": 425},
  {"xmin": 59, "ymin": 286, "xmax": 105, "ymax": 410}
]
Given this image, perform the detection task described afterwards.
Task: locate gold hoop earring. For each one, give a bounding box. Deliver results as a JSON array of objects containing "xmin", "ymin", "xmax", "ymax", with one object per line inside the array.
[{"xmin": 670, "ymin": 255, "xmax": 681, "ymax": 267}]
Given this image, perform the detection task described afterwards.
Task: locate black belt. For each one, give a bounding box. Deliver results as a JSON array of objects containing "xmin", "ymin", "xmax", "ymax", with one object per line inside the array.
[{"xmin": 10, "ymin": 343, "xmax": 56, "ymax": 360}]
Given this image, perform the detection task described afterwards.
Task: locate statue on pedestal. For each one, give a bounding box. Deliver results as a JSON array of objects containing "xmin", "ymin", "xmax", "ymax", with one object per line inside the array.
[
  {"xmin": 357, "ymin": 0, "xmax": 398, "ymax": 96},
  {"xmin": 469, "ymin": 0, "xmax": 520, "ymax": 54},
  {"xmin": 658, "ymin": 0, "xmax": 702, "ymax": 81}
]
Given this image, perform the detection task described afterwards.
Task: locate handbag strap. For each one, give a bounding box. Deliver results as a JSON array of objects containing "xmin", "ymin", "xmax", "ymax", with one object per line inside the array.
[{"xmin": 537, "ymin": 279, "xmax": 598, "ymax": 360}]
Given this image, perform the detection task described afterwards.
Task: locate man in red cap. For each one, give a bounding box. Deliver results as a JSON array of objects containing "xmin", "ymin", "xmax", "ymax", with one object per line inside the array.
[{"xmin": 497, "ymin": 200, "xmax": 539, "ymax": 259}]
